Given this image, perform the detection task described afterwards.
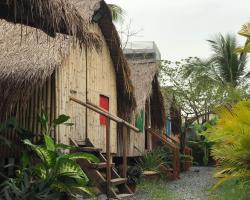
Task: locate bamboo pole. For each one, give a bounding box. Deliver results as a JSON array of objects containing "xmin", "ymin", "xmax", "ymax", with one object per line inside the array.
[
  {"xmin": 122, "ymin": 125, "xmax": 128, "ymax": 178},
  {"xmin": 106, "ymin": 118, "xmax": 111, "ymax": 198}
]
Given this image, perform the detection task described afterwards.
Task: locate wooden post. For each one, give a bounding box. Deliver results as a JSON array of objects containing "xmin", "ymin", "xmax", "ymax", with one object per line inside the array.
[
  {"xmin": 122, "ymin": 124, "xmax": 128, "ymax": 178},
  {"xmin": 106, "ymin": 118, "xmax": 111, "ymax": 198}
]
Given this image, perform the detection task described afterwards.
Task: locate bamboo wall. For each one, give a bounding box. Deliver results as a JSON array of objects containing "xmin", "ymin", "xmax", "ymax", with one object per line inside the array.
[
  {"xmin": 55, "ymin": 43, "xmax": 87, "ymax": 145},
  {"xmin": 56, "ymin": 24, "xmax": 117, "ymax": 153},
  {"xmin": 0, "ymin": 75, "xmax": 56, "ymax": 158},
  {"xmin": 86, "ymin": 25, "xmax": 117, "ymax": 153}
]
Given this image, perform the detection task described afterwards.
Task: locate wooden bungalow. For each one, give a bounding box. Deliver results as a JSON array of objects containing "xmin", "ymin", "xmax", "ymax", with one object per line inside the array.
[
  {"xmin": 0, "ymin": 0, "xmax": 139, "ymax": 198},
  {"xmin": 123, "ymin": 59, "xmax": 166, "ymax": 156}
]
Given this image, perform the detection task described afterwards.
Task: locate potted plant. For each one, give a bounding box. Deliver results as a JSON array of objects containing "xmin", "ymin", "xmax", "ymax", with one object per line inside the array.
[
  {"xmin": 137, "ymin": 149, "xmax": 165, "ymax": 181},
  {"xmin": 127, "ymin": 166, "xmax": 142, "ymax": 192}
]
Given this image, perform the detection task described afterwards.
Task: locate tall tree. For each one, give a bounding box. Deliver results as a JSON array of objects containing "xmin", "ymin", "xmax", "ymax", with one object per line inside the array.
[
  {"xmin": 160, "ymin": 58, "xmax": 226, "ymax": 152},
  {"xmin": 207, "ymin": 34, "xmax": 249, "ymax": 87}
]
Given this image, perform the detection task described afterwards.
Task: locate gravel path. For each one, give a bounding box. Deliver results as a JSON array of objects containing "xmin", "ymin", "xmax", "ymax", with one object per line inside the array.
[
  {"xmin": 131, "ymin": 167, "xmax": 216, "ymax": 200},
  {"xmin": 168, "ymin": 167, "xmax": 216, "ymax": 200}
]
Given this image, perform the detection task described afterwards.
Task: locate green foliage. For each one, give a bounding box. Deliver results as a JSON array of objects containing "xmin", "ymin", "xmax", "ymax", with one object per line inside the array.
[
  {"xmin": 137, "ymin": 145, "xmax": 172, "ymax": 172},
  {"xmin": 188, "ymin": 118, "xmax": 217, "ymax": 166},
  {"xmin": 127, "ymin": 166, "xmax": 143, "ymax": 185},
  {"xmin": 206, "ymin": 100, "xmax": 250, "ymax": 189},
  {"xmin": 207, "ymin": 34, "xmax": 249, "ymax": 87},
  {"xmin": 0, "ymin": 171, "xmax": 63, "ymax": 200},
  {"xmin": 138, "ymin": 180, "xmax": 174, "ymax": 200},
  {"xmin": 137, "ymin": 149, "xmax": 166, "ymax": 172},
  {"xmin": 212, "ymin": 179, "xmax": 250, "ymax": 200},
  {"xmin": 160, "ymin": 58, "xmax": 225, "ymax": 119},
  {"xmin": 108, "ymin": 4, "xmax": 125, "ymax": 22},
  {"xmin": 0, "ymin": 112, "xmax": 99, "ymax": 199}
]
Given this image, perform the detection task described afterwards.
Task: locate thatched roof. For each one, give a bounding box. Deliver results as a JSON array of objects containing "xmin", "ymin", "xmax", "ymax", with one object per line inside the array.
[
  {"xmin": 127, "ymin": 60, "xmax": 165, "ymax": 129},
  {"xmin": 0, "ymin": 0, "xmax": 101, "ymax": 48},
  {"xmin": 0, "ymin": 0, "xmax": 136, "ymax": 118}
]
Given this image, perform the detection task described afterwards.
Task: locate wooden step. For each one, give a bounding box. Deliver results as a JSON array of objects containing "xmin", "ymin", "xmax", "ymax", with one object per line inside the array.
[
  {"xmin": 75, "ymin": 140, "xmax": 87, "ymax": 146},
  {"xmin": 78, "ymin": 147, "xmax": 102, "ymax": 152},
  {"xmin": 116, "ymin": 193, "xmax": 134, "ymax": 199},
  {"xmin": 110, "ymin": 178, "xmax": 127, "ymax": 186},
  {"xmin": 89, "ymin": 162, "xmax": 115, "ymax": 169}
]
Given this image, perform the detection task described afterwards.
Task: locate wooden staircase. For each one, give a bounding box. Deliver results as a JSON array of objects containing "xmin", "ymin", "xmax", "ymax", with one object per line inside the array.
[
  {"xmin": 147, "ymin": 128, "xmax": 180, "ymax": 180},
  {"xmin": 71, "ymin": 139, "xmax": 134, "ymax": 199}
]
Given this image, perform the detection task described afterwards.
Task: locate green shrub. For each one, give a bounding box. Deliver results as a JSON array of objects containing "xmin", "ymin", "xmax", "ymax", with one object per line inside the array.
[
  {"xmin": 137, "ymin": 149, "xmax": 166, "ymax": 172},
  {"xmin": 0, "ymin": 112, "xmax": 99, "ymax": 199},
  {"xmin": 206, "ymin": 100, "xmax": 250, "ymax": 189}
]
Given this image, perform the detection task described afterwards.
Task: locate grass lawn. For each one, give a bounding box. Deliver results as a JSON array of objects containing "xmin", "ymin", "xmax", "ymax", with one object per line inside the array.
[
  {"xmin": 212, "ymin": 180, "xmax": 250, "ymax": 200},
  {"xmin": 138, "ymin": 180, "xmax": 174, "ymax": 200}
]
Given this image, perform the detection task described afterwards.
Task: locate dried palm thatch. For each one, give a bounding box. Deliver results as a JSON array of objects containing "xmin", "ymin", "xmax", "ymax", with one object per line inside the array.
[
  {"xmin": 96, "ymin": 1, "xmax": 136, "ymax": 120},
  {"xmin": 170, "ymin": 96, "xmax": 182, "ymax": 135},
  {"xmin": 0, "ymin": 0, "xmax": 136, "ymax": 119},
  {"xmin": 0, "ymin": 20, "xmax": 71, "ymax": 113},
  {"xmin": 0, "ymin": 0, "xmax": 101, "ymax": 48},
  {"xmin": 127, "ymin": 59, "xmax": 165, "ymax": 129},
  {"xmin": 150, "ymin": 75, "xmax": 166, "ymax": 130}
]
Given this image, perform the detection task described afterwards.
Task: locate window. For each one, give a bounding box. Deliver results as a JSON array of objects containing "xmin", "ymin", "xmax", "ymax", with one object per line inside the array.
[{"xmin": 100, "ymin": 95, "xmax": 109, "ymax": 125}]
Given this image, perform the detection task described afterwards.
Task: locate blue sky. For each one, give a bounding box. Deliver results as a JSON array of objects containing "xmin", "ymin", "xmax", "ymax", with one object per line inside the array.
[{"xmin": 106, "ymin": 0, "xmax": 250, "ymax": 61}]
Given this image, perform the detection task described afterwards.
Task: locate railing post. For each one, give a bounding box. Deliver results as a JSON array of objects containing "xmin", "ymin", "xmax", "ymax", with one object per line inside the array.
[
  {"xmin": 122, "ymin": 124, "xmax": 128, "ymax": 178},
  {"xmin": 106, "ymin": 118, "xmax": 111, "ymax": 198}
]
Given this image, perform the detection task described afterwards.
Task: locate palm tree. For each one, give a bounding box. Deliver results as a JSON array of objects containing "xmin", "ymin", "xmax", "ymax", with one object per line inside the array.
[
  {"xmin": 207, "ymin": 34, "xmax": 249, "ymax": 87},
  {"xmin": 108, "ymin": 4, "xmax": 125, "ymax": 22}
]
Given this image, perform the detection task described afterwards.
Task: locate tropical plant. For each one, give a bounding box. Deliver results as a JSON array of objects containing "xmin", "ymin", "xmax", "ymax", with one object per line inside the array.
[
  {"xmin": 137, "ymin": 149, "xmax": 166, "ymax": 172},
  {"xmin": 0, "ymin": 170, "xmax": 62, "ymax": 200},
  {"xmin": 205, "ymin": 100, "xmax": 250, "ymax": 189},
  {"xmin": 236, "ymin": 23, "xmax": 250, "ymax": 53},
  {"xmin": 207, "ymin": 34, "xmax": 249, "ymax": 87},
  {"xmin": 160, "ymin": 58, "xmax": 225, "ymax": 152},
  {"xmin": 188, "ymin": 118, "xmax": 217, "ymax": 166},
  {"xmin": 0, "ymin": 112, "xmax": 99, "ymax": 199},
  {"xmin": 108, "ymin": 4, "xmax": 125, "ymax": 22}
]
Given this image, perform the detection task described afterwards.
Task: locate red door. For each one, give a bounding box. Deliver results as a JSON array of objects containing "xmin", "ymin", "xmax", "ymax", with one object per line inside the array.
[{"xmin": 100, "ymin": 95, "xmax": 109, "ymax": 125}]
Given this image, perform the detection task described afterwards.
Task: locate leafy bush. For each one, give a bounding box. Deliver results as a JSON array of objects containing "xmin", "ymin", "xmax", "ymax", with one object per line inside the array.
[
  {"xmin": 137, "ymin": 149, "xmax": 166, "ymax": 172},
  {"xmin": 0, "ymin": 112, "xmax": 99, "ymax": 199},
  {"xmin": 206, "ymin": 100, "xmax": 250, "ymax": 189},
  {"xmin": 188, "ymin": 118, "xmax": 217, "ymax": 166}
]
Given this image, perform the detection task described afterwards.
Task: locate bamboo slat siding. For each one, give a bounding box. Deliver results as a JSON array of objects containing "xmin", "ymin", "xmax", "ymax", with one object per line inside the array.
[
  {"xmin": 86, "ymin": 25, "xmax": 117, "ymax": 153},
  {"xmin": 0, "ymin": 75, "xmax": 56, "ymax": 158}
]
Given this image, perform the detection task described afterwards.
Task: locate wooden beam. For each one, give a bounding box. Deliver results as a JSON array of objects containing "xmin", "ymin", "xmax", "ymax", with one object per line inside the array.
[
  {"xmin": 106, "ymin": 118, "xmax": 111, "ymax": 198},
  {"xmin": 122, "ymin": 125, "xmax": 128, "ymax": 178},
  {"xmin": 70, "ymin": 96, "xmax": 140, "ymax": 132}
]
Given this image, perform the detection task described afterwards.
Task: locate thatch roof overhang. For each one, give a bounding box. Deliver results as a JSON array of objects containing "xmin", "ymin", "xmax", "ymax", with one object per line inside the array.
[
  {"xmin": 0, "ymin": 0, "xmax": 101, "ymax": 49},
  {"xmin": 0, "ymin": 0, "xmax": 136, "ymax": 119},
  {"xmin": 127, "ymin": 60, "xmax": 166, "ymax": 129},
  {"xmin": 73, "ymin": 0, "xmax": 136, "ymax": 120}
]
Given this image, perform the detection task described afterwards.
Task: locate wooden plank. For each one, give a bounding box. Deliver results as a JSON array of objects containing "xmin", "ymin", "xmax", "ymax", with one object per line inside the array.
[
  {"xmin": 110, "ymin": 178, "xmax": 127, "ymax": 186},
  {"xmin": 122, "ymin": 125, "xmax": 128, "ymax": 178},
  {"xmin": 106, "ymin": 118, "xmax": 111, "ymax": 198}
]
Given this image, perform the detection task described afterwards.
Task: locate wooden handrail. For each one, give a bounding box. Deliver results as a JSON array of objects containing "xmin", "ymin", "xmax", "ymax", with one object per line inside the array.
[
  {"xmin": 70, "ymin": 96, "xmax": 137, "ymax": 197},
  {"xmin": 147, "ymin": 128, "xmax": 179, "ymax": 145},
  {"xmin": 70, "ymin": 96, "xmax": 140, "ymax": 132},
  {"xmin": 147, "ymin": 128, "xmax": 179, "ymax": 149}
]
